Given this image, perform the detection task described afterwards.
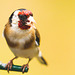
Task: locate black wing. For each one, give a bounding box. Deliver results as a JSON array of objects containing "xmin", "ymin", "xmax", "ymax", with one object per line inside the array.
[{"xmin": 35, "ymin": 29, "xmax": 40, "ymax": 46}]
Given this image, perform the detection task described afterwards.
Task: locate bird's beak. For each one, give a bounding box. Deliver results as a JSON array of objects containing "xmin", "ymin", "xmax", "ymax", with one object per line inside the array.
[
  {"xmin": 27, "ymin": 16, "xmax": 36, "ymax": 23},
  {"xmin": 26, "ymin": 16, "xmax": 36, "ymax": 29}
]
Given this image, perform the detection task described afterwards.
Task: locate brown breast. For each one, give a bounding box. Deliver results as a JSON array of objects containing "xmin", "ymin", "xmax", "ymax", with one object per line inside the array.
[{"xmin": 4, "ymin": 21, "xmax": 35, "ymax": 49}]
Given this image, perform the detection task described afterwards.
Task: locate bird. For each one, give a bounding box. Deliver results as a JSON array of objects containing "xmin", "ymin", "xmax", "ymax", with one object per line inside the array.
[{"xmin": 3, "ymin": 8, "xmax": 47, "ymax": 73}]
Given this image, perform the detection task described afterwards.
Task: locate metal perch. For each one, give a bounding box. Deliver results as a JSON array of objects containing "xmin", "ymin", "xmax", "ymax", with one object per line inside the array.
[{"xmin": 0, "ymin": 62, "xmax": 28, "ymax": 72}]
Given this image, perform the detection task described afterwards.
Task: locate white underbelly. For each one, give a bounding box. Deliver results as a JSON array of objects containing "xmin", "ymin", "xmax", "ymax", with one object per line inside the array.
[{"xmin": 10, "ymin": 47, "xmax": 39, "ymax": 58}]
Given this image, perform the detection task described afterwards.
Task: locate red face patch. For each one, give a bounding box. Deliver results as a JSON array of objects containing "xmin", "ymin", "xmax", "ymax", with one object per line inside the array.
[
  {"xmin": 18, "ymin": 10, "xmax": 33, "ymax": 16},
  {"xmin": 18, "ymin": 20, "xmax": 30, "ymax": 30},
  {"xmin": 18, "ymin": 10, "xmax": 32, "ymax": 30}
]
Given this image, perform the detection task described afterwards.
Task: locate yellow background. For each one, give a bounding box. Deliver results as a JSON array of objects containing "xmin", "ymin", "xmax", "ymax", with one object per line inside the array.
[{"xmin": 0, "ymin": 0, "xmax": 75, "ymax": 75}]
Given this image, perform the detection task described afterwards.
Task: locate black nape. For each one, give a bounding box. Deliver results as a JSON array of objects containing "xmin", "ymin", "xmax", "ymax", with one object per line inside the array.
[
  {"xmin": 9, "ymin": 8, "xmax": 26, "ymax": 23},
  {"xmin": 9, "ymin": 12, "xmax": 14, "ymax": 23},
  {"xmin": 17, "ymin": 8, "xmax": 26, "ymax": 11}
]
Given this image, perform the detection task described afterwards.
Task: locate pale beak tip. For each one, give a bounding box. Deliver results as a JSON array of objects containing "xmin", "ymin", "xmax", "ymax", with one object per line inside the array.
[{"xmin": 28, "ymin": 16, "xmax": 36, "ymax": 24}]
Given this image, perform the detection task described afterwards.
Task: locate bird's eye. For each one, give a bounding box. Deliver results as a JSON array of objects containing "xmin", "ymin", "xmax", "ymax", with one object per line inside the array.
[
  {"xmin": 18, "ymin": 14, "xmax": 23, "ymax": 19},
  {"xmin": 29, "ymin": 13, "xmax": 33, "ymax": 16},
  {"xmin": 18, "ymin": 14, "xmax": 27, "ymax": 20},
  {"xmin": 24, "ymin": 15, "xmax": 28, "ymax": 19}
]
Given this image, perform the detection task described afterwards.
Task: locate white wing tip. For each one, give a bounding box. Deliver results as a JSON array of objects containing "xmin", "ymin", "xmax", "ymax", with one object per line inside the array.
[
  {"xmin": 38, "ymin": 51, "xmax": 42, "ymax": 57},
  {"xmin": 2, "ymin": 31, "xmax": 4, "ymax": 38}
]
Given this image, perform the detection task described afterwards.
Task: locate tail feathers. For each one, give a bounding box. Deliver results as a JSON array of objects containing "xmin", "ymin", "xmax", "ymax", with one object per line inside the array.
[{"xmin": 37, "ymin": 56, "xmax": 48, "ymax": 65}]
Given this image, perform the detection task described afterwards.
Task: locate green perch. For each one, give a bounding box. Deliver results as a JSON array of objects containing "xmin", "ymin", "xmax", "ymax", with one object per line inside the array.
[{"xmin": 0, "ymin": 62, "xmax": 28, "ymax": 72}]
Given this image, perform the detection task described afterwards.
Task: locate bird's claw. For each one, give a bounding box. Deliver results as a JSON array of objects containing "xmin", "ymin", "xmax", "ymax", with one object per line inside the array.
[
  {"xmin": 5, "ymin": 60, "xmax": 13, "ymax": 73},
  {"xmin": 21, "ymin": 64, "xmax": 29, "ymax": 73}
]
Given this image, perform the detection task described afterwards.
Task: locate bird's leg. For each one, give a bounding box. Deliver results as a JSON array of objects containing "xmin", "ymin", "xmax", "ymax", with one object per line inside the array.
[
  {"xmin": 21, "ymin": 58, "xmax": 31, "ymax": 73},
  {"xmin": 5, "ymin": 56, "xmax": 18, "ymax": 73}
]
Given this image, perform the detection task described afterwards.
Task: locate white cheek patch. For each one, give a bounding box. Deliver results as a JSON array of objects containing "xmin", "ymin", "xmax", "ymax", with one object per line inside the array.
[
  {"xmin": 14, "ymin": 10, "xmax": 20, "ymax": 16},
  {"xmin": 12, "ymin": 20, "xmax": 17, "ymax": 24},
  {"xmin": 11, "ymin": 10, "xmax": 20, "ymax": 27}
]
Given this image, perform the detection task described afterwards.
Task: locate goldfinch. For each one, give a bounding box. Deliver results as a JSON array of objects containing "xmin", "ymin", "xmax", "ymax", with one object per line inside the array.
[{"xmin": 3, "ymin": 8, "xmax": 47, "ymax": 73}]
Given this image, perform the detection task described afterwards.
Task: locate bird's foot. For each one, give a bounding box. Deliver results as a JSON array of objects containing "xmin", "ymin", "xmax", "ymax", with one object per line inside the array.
[
  {"xmin": 5, "ymin": 60, "xmax": 13, "ymax": 73},
  {"xmin": 21, "ymin": 64, "xmax": 29, "ymax": 73}
]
